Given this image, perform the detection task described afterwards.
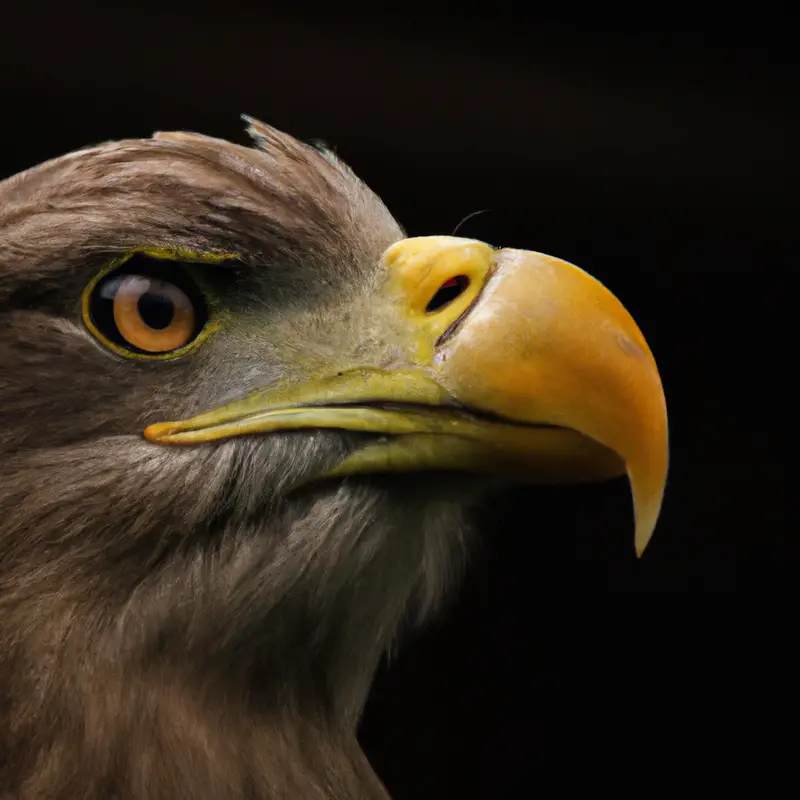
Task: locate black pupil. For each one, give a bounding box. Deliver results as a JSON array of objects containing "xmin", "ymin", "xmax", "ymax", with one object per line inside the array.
[
  {"xmin": 137, "ymin": 290, "xmax": 175, "ymax": 330},
  {"xmin": 88, "ymin": 254, "xmax": 210, "ymax": 356}
]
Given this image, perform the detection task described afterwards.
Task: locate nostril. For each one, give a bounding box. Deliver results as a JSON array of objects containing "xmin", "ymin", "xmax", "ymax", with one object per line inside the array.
[{"xmin": 425, "ymin": 275, "xmax": 470, "ymax": 313}]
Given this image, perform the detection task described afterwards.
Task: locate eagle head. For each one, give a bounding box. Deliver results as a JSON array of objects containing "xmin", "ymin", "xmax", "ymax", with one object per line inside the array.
[{"xmin": 0, "ymin": 118, "xmax": 668, "ymax": 798}]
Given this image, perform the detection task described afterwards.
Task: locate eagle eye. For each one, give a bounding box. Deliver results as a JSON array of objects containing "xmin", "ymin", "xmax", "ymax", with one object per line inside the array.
[{"xmin": 83, "ymin": 254, "xmax": 211, "ymax": 359}]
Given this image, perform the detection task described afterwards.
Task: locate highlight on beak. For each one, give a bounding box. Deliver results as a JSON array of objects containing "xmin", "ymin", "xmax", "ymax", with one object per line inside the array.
[
  {"xmin": 144, "ymin": 236, "xmax": 668, "ymax": 557},
  {"xmin": 428, "ymin": 246, "xmax": 669, "ymax": 556}
]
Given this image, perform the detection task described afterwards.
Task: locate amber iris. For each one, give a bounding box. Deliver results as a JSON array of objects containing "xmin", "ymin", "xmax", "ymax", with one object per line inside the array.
[
  {"xmin": 83, "ymin": 252, "xmax": 211, "ymax": 359},
  {"xmin": 112, "ymin": 275, "xmax": 196, "ymax": 353}
]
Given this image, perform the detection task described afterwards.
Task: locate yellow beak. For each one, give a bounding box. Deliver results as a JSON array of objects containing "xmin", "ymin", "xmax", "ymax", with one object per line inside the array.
[{"xmin": 145, "ymin": 237, "xmax": 668, "ymax": 556}]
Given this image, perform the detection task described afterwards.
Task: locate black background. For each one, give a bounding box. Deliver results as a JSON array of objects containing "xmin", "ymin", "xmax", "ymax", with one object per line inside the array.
[{"xmin": 2, "ymin": 7, "xmax": 795, "ymax": 797}]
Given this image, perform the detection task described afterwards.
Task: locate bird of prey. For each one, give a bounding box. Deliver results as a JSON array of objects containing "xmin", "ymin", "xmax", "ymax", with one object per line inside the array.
[{"xmin": 0, "ymin": 117, "xmax": 668, "ymax": 799}]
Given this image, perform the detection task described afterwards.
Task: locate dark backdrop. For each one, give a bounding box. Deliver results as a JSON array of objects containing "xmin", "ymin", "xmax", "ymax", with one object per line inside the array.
[{"xmin": 1, "ymin": 8, "xmax": 794, "ymax": 797}]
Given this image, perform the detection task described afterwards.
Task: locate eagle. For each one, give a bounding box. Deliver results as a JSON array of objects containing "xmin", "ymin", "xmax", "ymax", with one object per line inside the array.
[{"xmin": 0, "ymin": 117, "xmax": 668, "ymax": 799}]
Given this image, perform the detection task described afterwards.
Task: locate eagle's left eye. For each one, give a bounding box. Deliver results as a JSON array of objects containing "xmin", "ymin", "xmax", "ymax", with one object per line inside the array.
[{"xmin": 83, "ymin": 254, "xmax": 210, "ymax": 359}]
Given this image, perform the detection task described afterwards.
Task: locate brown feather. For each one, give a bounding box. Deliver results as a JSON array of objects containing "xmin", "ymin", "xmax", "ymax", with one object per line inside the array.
[{"xmin": 0, "ymin": 119, "xmax": 476, "ymax": 798}]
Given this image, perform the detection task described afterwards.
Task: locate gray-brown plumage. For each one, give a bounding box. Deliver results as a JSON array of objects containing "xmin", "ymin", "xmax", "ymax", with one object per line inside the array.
[
  {"xmin": 0, "ymin": 117, "xmax": 669, "ymax": 798},
  {"xmin": 0, "ymin": 119, "xmax": 470, "ymax": 799}
]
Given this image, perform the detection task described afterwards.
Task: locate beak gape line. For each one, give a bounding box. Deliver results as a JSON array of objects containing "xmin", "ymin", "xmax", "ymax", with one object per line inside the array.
[{"xmin": 145, "ymin": 237, "xmax": 668, "ymax": 556}]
